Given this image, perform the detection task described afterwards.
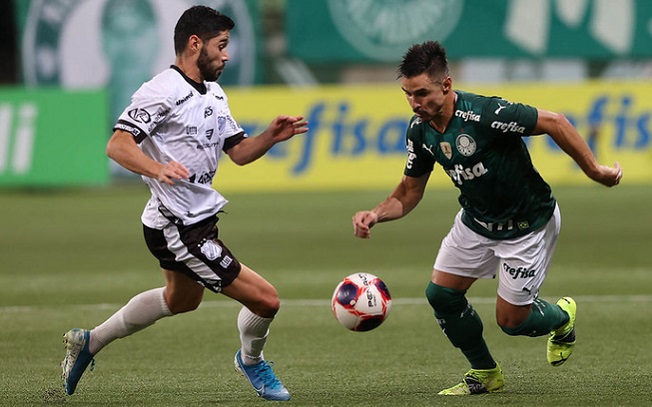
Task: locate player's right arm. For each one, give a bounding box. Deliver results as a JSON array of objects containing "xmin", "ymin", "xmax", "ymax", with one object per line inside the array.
[
  {"xmin": 106, "ymin": 130, "xmax": 189, "ymax": 185},
  {"xmin": 352, "ymin": 172, "xmax": 430, "ymax": 239}
]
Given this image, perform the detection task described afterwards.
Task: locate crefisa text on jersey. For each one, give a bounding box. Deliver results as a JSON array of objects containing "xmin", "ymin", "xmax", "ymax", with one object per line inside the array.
[
  {"xmin": 490, "ymin": 120, "xmax": 526, "ymax": 134},
  {"xmin": 447, "ymin": 162, "xmax": 489, "ymax": 185},
  {"xmin": 455, "ymin": 109, "xmax": 481, "ymax": 122}
]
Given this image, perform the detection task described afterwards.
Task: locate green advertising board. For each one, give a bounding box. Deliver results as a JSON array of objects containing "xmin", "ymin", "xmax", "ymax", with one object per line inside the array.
[
  {"xmin": 0, "ymin": 88, "xmax": 109, "ymax": 187},
  {"xmin": 287, "ymin": 0, "xmax": 652, "ymax": 62}
]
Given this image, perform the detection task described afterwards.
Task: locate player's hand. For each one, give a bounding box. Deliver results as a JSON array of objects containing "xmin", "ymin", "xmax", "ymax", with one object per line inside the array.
[
  {"xmin": 352, "ymin": 211, "xmax": 379, "ymax": 239},
  {"xmin": 268, "ymin": 115, "xmax": 309, "ymax": 142},
  {"xmin": 157, "ymin": 161, "xmax": 189, "ymax": 185},
  {"xmin": 593, "ymin": 161, "xmax": 623, "ymax": 187}
]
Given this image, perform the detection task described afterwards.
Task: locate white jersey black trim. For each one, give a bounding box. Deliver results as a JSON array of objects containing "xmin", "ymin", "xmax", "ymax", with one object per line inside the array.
[{"xmin": 114, "ymin": 66, "xmax": 247, "ymax": 227}]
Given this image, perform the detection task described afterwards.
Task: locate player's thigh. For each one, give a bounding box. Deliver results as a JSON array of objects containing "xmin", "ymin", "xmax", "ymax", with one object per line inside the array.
[
  {"xmin": 495, "ymin": 204, "xmax": 561, "ymax": 306},
  {"xmin": 221, "ymin": 263, "xmax": 280, "ymax": 318},
  {"xmin": 432, "ymin": 269, "xmax": 477, "ymax": 291},
  {"xmin": 433, "ymin": 210, "xmax": 500, "ymax": 283},
  {"xmin": 162, "ymin": 268, "xmax": 205, "ymax": 314}
]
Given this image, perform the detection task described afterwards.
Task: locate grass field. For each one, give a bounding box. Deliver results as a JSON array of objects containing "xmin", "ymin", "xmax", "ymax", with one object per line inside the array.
[{"xmin": 1, "ymin": 183, "xmax": 651, "ymax": 406}]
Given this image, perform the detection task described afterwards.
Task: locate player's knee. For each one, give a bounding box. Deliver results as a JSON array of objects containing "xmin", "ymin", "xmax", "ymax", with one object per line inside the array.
[
  {"xmin": 169, "ymin": 299, "xmax": 201, "ymax": 314},
  {"xmin": 165, "ymin": 291, "xmax": 203, "ymax": 315},
  {"xmin": 498, "ymin": 312, "xmax": 539, "ymax": 337},
  {"xmin": 496, "ymin": 314, "xmax": 526, "ymax": 332},
  {"xmin": 495, "ymin": 301, "xmax": 532, "ymax": 333},
  {"xmin": 246, "ymin": 287, "xmax": 280, "ymax": 318},
  {"xmin": 247, "ymin": 298, "xmax": 279, "ymax": 319},
  {"xmin": 261, "ymin": 293, "xmax": 281, "ymax": 317},
  {"xmin": 425, "ymin": 282, "xmax": 467, "ymax": 316}
]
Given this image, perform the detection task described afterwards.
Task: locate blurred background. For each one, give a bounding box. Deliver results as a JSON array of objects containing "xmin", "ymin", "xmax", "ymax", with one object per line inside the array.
[{"xmin": 1, "ymin": 0, "xmax": 651, "ymax": 190}]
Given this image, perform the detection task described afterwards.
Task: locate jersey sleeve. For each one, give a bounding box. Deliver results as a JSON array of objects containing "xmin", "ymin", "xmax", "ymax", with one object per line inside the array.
[
  {"xmin": 113, "ymin": 82, "xmax": 173, "ymax": 144},
  {"xmin": 222, "ymin": 132, "xmax": 245, "ymax": 151},
  {"xmin": 479, "ymin": 97, "xmax": 538, "ymax": 138},
  {"xmin": 213, "ymin": 89, "xmax": 247, "ymax": 151},
  {"xmin": 403, "ymin": 116, "xmax": 435, "ymax": 177}
]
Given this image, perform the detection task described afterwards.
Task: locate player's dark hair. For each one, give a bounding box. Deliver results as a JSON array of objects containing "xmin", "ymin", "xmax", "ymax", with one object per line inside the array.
[
  {"xmin": 174, "ymin": 6, "xmax": 235, "ymax": 55},
  {"xmin": 398, "ymin": 41, "xmax": 449, "ymax": 80}
]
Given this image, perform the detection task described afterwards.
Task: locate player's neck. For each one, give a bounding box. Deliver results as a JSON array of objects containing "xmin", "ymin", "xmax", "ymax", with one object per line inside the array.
[
  {"xmin": 174, "ymin": 56, "xmax": 203, "ymax": 83},
  {"xmin": 429, "ymin": 92, "xmax": 456, "ymax": 133}
]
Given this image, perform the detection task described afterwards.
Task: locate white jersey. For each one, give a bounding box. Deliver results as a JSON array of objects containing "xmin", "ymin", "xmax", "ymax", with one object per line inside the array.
[{"xmin": 114, "ymin": 66, "xmax": 245, "ymax": 228}]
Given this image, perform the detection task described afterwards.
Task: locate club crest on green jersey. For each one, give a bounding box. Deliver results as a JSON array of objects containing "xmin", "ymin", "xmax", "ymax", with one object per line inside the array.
[{"xmin": 455, "ymin": 134, "xmax": 477, "ymax": 156}]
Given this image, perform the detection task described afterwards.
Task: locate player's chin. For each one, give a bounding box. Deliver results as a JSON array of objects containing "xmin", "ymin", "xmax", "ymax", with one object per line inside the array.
[
  {"xmin": 415, "ymin": 112, "xmax": 433, "ymax": 121},
  {"xmin": 205, "ymin": 70, "xmax": 222, "ymax": 83}
]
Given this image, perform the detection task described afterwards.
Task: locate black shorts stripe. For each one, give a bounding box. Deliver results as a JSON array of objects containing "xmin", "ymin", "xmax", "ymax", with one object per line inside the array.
[{"xmin": 143, "ymin": 215, "xmax": 241, "ymax": 292}]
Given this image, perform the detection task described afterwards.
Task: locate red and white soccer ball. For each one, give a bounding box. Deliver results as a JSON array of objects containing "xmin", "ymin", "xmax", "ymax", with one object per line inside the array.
[{"xmin": 331, "ymin": 273, "xmax": 392, "ymax": 332}]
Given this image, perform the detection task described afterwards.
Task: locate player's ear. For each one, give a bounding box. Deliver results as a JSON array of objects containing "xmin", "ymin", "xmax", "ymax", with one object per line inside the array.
[
  {"xmin": 188, "ymin": 35, "xmax": 202, "ymax": 53},
  {"xmin": 442, "ymin": 76, "xmax": 452, "ymax": 94}
]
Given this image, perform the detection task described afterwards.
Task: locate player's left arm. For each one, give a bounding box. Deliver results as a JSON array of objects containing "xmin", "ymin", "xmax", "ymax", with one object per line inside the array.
[
  {"xmin": 533, "ymin": 108, "xmax": 622, "ymax": 187},
  {"xmin": 226, "ymin": 115, "xmax": 308, "ymax": 165}
]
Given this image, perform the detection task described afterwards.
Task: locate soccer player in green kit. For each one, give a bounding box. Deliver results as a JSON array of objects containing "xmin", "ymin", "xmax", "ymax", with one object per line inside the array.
[{"xmin": 352, "ymin": 41, "xmax": 623, "ymax": 396}]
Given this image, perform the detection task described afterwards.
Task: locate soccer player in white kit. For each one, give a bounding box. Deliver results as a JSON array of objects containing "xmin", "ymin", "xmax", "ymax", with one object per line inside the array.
[{"xmin": 61, "ymin": 6, "xmax": 307, "ymax": 401}]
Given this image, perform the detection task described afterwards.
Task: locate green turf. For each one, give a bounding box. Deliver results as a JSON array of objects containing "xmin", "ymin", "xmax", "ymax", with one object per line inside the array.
[{"xmin": 1, "ymin": 183, "xmax": 650, "ymax": 406}]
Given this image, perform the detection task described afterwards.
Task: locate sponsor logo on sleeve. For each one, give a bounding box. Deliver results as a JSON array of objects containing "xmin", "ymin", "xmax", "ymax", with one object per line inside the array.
[
  {"xmin": 491, "ymin": 121, "xmax": 526, "ymax": 134},
  {"xmin": 127, "ymin": 108, "xmax": 151, "ymax": 124},
  {"xmin": 406, "ymin": 139, "xmax": 416, "ymax": 169},
  {"xmin": 217, "ymin": 116, "xmax": 227, "ymax": 133},
  {"xmin": 114, "ymin": 122, "xmax": 141, "ymax": 136}
]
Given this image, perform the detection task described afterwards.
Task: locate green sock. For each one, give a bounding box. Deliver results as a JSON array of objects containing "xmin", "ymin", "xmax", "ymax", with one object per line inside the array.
[
  {"xmin": 501, "ymin": 298, "xmax": 569, "ymax": 337},
  {"xmin": 426, "ymin": 282, "xmax": 496, "ymax": 370}
]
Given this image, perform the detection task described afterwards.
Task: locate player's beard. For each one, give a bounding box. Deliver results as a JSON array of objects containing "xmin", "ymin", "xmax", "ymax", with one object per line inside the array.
[{"xmin": 197, "ymin": 48, "xmax": 222, "ymax": 82}]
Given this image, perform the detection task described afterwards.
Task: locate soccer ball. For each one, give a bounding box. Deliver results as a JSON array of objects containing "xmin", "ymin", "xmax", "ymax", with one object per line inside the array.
[{"xmin": 331, "ymin": 273, "xmax": 392, "ymax": 332}]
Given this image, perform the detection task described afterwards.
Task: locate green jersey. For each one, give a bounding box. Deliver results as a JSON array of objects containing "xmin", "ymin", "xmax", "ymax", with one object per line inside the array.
[{"xmin": 404, "ymin": 91, "xmax": 556, "ymax": 239}]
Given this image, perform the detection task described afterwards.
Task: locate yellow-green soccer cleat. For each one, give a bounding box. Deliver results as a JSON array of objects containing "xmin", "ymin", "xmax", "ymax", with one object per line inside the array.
[
  {"xmin": 547, "ymin": 297, "xmax": 577, "ymax": 366},
  {"xmin": 438, "ymin": 364, "xmax": 505, "ymax": 395}
]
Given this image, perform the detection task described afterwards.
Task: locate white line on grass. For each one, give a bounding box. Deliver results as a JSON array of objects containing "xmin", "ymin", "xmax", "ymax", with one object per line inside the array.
[{"xmin": 2, "ymin": 294, "xmax": 652, "ymax": 313}]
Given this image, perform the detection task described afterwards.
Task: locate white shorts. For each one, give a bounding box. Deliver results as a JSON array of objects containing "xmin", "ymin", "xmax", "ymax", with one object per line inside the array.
[{"xmin": 434, "ymin": 204, "xmax": 561, "ymax": 306}]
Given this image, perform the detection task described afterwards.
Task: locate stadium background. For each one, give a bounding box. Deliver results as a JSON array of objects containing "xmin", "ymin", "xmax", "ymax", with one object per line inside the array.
[
  {"xmin": 1, "ymin": 1, "xmax": 651, "ymax": 406},
  {"xmin": 2, "ymin": 0, "xmax": 651, "ymax": 190}
]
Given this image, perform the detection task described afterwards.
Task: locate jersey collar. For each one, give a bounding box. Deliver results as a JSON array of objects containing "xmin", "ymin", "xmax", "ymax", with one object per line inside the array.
[{"xmin": 170, "ymin": 65, "xmax": 207, "ymax": 95}]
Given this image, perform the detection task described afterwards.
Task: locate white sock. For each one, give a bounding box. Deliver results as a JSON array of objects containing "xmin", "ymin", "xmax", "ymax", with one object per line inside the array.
[
  {"xmin": 89, "ymin": 287, "xmax": 172, "ymax": 354},
  {"xmin": 237, "ymin": 306, "xmax": 272, "ymax": 365}
]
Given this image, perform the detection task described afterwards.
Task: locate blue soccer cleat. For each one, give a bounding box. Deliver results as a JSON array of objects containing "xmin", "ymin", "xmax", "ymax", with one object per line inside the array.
[
  {"xmin": 234, "ymin": 350, "xmax": 291, "ymax": 401},
  {"xmin": 61, "ymin": 328, "xmax": 95, "ymax": 395}
]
